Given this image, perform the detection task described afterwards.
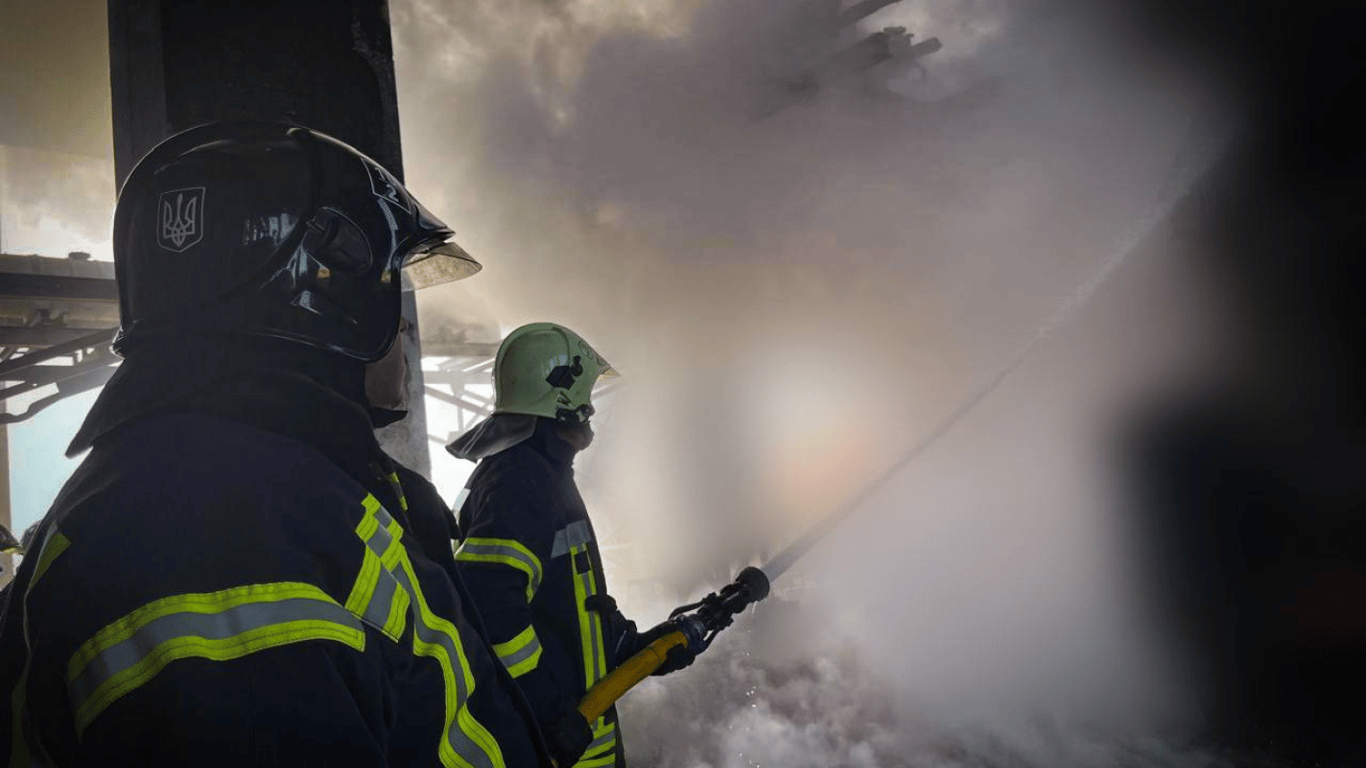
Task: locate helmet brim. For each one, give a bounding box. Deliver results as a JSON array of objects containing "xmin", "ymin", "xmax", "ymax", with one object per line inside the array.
[{"xmin": 403, "ymin": 240, "xmax": 482, "ymax": 289}]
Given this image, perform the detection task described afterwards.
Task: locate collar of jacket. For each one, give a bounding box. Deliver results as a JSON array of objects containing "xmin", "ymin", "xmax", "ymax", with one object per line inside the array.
[
  {"xmin": 68, "ymin": 336, "xmax": 383, "ymax": 484},
  {"xmin": 525, "ymin": 417, "xmax": 578, "ymax": 469}
]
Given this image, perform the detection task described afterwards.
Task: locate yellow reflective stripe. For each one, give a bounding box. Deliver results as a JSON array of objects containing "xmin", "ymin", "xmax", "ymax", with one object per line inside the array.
[
  {"xmin": 570, "ymin": 544, "xmax": 594, "ymax": 690},
  {"xmin": 65, "ymin": 582, "xmax": 365, "ymax": 736},
  {"xmin": 394, "ymin": 545, "xmax": 506, "ymax": 768},
  {"xmin": 358, "ymin": 494, "xmax": 504, "ymax": 768},
  {"xmin": 569, "ymin": 541, "xmax": 608, "ymax": 722},
  {"xmin": 30, "ymin": 530, "xmax": 70, "ymax": 587},
  {"xmin": 580, "ymin": 545, "xmax": 608, "ymax": 684},
  {"xmin": 349, "ymin": 495, "xmax": 411, "ymax": 640},
  {"xmin": 574, "ymin": 753, "xmax": 617, "ymax": 768},
  {"xmin": 345, "ymin": 542, "xmax": 382, "ymax": 612},
  {"xmin": 455, "ymin": 538, "xmax": 543, "ymax": 602},
  {"xmin": 581, "ymin": 722, "xmax": 617, "ymax": 758},
  {"xmin": 385, "ymin": 472, "xmax": 410, "ymax": 511},
  {"xmin": 492, "ymin": 625, "xmax": 542, "ymax": 678},
  {"xmin": 9, "ymin": 527, "xmax": 70, "ymax": 767}
]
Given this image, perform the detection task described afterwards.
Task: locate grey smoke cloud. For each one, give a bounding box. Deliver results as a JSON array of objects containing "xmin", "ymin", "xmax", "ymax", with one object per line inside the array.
[
  {"xmin": 391, "ymin": 0, "xmax": 1249, "ymax": 763},
  {"xmin": 391, "ymin": 0, "xmax": 1225, "ymax": 764}
]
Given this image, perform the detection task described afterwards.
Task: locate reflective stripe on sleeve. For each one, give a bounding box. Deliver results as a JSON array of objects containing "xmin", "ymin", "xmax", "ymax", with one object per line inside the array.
[
  {"xmin": 346, "ymin": 496, "xmax": 411, "ymax": 640},
  {"xmin": 359, "ymin": 494, "xmax": 506, "ymax": 768},
  {"xmin": 550, "ymin": 521, "xmax": 592, "ymax": 559},
  {"xmin": 491, "ymin": 626, "xmax": 543, "ymax": 678},
  {"xmin": 575, "ymin": 753, "xmax": 618, "ymax": 768},
  {"xmin": 65, "ymin": 582, "xmax": 366, "ymax": 735},
  {"xmin": 580, "ymin": 722, "xmax": 618, "ymax": 759},
  {"xmin": 455, "ymin": 538, "xmax": 543, "ymax": 602},
  {"xmin": 29, "ymin": 530, "xmax": 70, "ymax": 587},
  {"xmin": 569, "ymin": 543, "xmax": 608, "ymax": 695},
  {"xmin": 10, "ymin": 527, "xmax": 72, "ymax": 768},
  {"xmin": 383, "ymin": 471, "xmax": 410, "ymax": 512}
]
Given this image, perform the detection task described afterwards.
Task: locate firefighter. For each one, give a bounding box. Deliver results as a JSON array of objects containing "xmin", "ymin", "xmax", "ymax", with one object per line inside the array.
[
  {"xmin": 0, "ymin": 122, "xmax": 553, "ymax": 767},
  {"xmin": 448, "ymin": 323, "xmax": 700, "ymax": 768}
]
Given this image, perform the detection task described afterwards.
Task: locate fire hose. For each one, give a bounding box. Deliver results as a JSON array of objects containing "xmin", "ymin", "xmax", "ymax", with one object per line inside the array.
[{"xmin": 574, "ymin": 121, "xmax": 1227, "ymax": 727}]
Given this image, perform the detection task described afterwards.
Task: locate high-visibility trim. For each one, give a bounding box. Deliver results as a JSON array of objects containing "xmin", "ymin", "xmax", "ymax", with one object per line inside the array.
[
  {"xmin": 569, "ymin": 542, "xmax": 608, "ymax": 711},
  {"xmin": 10, "ymin": 527, "xmax": 71, "ymax": 768},
  {"xmin": 384, "ymin": 471, "xmax": 410, "ymax": 512},
  {"xmin": 455, "ymin": 538, "xmax": 543, "ymax": 602},
  {"xmin": 65, "ymin": 582, "xmax": 366, "ymax": 736},
  {"xmin": 29, "ymin": 530, "xmax": 70, "ymax": 587},
  {"xmin": 550, "ymin": 521, "xmax": 592, "ymax": 558},
  {"xmin": 574, "ymin": 752, "xmax": 617, "ymax": 768},
  {"xmin": 348, "ymin": 493, "xmax": 411, "ymax": 640},
  {"xmin": 358, "ymin": 494, "xmax": 505, "ymax": 768},
  {"xmin": 581, "ymin": 722, "xmax": 618, "ymax": 758},
  {"xmin": 392, "ymin": 539, "xmax": 505, "ymax": 768},
  {"xmin": 492, "ymin": 625, "xmax": 543, "ymax": 678}
]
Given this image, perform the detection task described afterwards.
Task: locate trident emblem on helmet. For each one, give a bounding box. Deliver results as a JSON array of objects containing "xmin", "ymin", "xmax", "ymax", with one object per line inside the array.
[{"xmin": 157, "ymin": 187, "xmax": 205, "ymax": 252}]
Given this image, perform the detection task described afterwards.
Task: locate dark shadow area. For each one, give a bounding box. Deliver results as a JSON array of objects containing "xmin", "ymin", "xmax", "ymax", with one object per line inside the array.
[{"xmin": 1118, "ymin": 1, "xmax": 1366, "ymax": 765}]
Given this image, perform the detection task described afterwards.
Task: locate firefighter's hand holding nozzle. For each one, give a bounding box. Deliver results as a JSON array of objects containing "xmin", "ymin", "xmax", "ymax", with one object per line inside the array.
[
  {"xmin": 575, "ymin": 568, "xmax": 770, "ymax": 725},
  {"xmin": 636, "ymin": 618, "xmax": 702, "ymax": 676}
]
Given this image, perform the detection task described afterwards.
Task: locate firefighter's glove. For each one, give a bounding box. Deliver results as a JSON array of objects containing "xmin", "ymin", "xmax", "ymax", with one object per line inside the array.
[
  {"xmin": 545, "ymin": 710, "xmax": 593, "ymax": 768},
  {"xmin": 638, "ymin": 619, "xmax": 699, "ymax": 677}
]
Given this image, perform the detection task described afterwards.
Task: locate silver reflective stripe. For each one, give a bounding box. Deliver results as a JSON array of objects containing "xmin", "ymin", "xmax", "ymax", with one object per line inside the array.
[
  {"xmin": 358, "ymin": 507, "xmax": 405, "ymax": 633},
  {"xmin": 583, "ymin": 725, "xmax": 617, "ymax": 756},
  {"xmin": 551, "ymin": 520, "xmax": 592, "ymax": 558},
  {"xmin": 67, "ymin": 598, "xmax": 362, "ymax": 712},
  {"xmin": 577, "ymin": 563, "xmax": 603, "ymax": 684},
  {"xmin": 368, "ymin": 507, "xmax": 396, "ymax": 554},
  {"xmin": 497, "ymin": 633, "xmax": 542, "ymax": 669},
  {"xmin": 389, "ymin": 560, "xmax": 498, "ymax": 768},
  {"xmin": 457, "ymin": 540, "xmax": 543, "ymax": 595},
  {"xmin": 360, "ymin": 568, "xmax": 402, "ymax": 630},
  {"xmin": 364, "ymin": 499, "xmax": 501, "ymax": 768}
]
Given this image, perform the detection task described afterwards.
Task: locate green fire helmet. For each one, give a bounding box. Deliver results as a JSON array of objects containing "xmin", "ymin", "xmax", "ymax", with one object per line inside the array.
[{"xmin": 493, "ymin": 322, "xmax": 617, "ymax": 424}]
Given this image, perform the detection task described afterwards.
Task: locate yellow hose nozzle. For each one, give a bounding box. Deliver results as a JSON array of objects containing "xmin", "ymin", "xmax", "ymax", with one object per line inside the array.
[{"xmin": 577, "ymin": 631, "xmax": 689, "ymax": 722}]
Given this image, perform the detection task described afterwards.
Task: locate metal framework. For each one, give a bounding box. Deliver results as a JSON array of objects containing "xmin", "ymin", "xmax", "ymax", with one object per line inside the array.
[
  {"xmin": 420, "ymin": 342, "xmax": 501, "ymax": 445},
  {"xmin": 0, "ymin": 253, "xmax": 120, "ymax": 424}
]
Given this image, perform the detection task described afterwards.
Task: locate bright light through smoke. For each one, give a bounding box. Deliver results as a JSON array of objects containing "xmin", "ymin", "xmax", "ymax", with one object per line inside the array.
[{"xmin": 393, "ymin": 0, "xmax": 1227, "ymax": 765}]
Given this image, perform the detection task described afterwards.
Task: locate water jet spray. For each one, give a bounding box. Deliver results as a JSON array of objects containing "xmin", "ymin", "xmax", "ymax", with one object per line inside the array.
[{"xmin": 573, "ymin": 121, "xmax": 1228, "ymax": 728}]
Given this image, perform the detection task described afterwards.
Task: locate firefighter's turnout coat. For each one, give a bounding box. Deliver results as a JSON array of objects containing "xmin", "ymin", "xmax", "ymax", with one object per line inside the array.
[
  {"xmin": 455, "ymin": 419, "xmax": 641, "ymax": 768},
  {"xmin": 0, "ymin": 364, "xmax": 551, "ymax": 767}
]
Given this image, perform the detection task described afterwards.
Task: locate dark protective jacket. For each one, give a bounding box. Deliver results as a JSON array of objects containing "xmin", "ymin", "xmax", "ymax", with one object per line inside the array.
[
  {"xmin": 0, "ymin": 348, "xmax": 552, "ymax": 767},
  {"xmin": 454, "ymin": 420, "xmax": 642, "ymax": 768}
]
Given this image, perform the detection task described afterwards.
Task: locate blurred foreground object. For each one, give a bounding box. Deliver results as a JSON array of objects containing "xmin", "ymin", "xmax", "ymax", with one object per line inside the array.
[{"xmin": 1120, "ymin": 0, "xmax": 1366, "ymax": 764}]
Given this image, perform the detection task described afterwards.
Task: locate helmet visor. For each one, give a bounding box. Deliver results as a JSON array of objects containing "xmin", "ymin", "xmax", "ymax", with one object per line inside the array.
[{"xmin": 402, "ymin": 240, "xmax": 482, "ymax": 289}]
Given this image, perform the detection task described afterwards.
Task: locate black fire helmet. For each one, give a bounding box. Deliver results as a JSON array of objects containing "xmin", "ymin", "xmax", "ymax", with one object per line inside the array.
[{"xmin": 111, "ymin": 121, "xmax": 479, "ymax": 362}]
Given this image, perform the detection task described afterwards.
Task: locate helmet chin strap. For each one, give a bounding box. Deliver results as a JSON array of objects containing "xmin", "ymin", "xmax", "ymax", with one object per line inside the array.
[{"xmin": 555, "ymin": 403, "xmax": 595, "ymax": 424}]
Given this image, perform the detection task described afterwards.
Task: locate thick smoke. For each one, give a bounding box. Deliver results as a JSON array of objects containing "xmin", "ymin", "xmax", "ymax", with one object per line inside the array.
[
  {"xmin": 0, "ymin": 0, "xmax": 114, "ymax": 255},
  {"xmin": 390, "ymin": 0, "xmax": 1226, "ymax": 765}
]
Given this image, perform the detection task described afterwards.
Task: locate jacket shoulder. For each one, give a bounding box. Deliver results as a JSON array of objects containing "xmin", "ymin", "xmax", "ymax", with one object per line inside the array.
[
  {"xmin": 466, "ymin": 443, "xmax": 560, "ymax": 501},
  {"xmin": 45, "ymin": 414, "xmax": 376, "ymax": 618}
]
